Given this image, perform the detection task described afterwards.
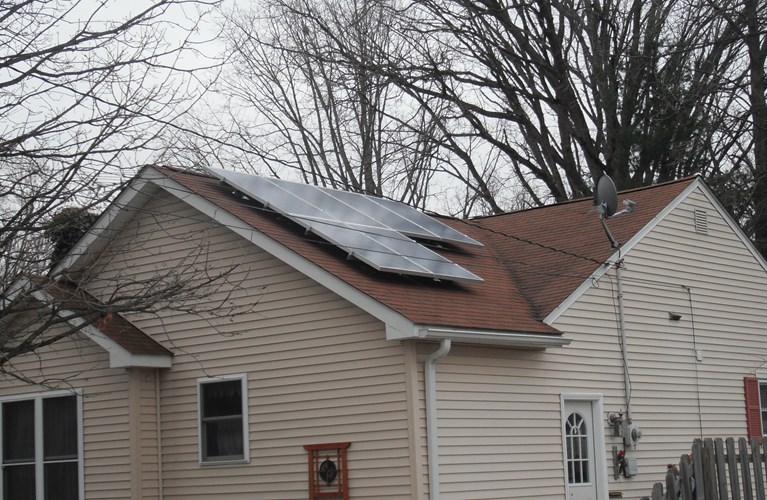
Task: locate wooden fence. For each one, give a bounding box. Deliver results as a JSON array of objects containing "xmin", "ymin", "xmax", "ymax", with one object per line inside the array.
[{"xmin": 647, "ymin": 437, "xmax": 767, "ymax": 500}]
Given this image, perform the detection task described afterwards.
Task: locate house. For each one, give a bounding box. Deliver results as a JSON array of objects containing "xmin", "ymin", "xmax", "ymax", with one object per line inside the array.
[{"xmin": 1, "ymin": 165, "xmax": 767, "ymax": 500}]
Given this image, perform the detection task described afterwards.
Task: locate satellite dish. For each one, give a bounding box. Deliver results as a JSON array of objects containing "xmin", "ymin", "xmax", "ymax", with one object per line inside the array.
[{"xmin": 594, "ymin": 174, "xmax": 618, "ymax": 219}]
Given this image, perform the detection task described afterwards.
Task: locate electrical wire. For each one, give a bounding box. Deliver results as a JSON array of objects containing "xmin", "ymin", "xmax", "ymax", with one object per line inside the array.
[
  {"xmin": 463, "ymin": 219, "xmax": 606, "ymax": 265},
  {"xmin": 126, "ymin": 177, "xmax": 611, "ymax": 278},
  {"xmin": 684, "ymin": 285, "xmax": 704, "ymax": 439}
]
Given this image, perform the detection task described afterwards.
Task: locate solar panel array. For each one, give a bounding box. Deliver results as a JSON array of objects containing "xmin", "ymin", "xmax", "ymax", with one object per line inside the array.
[{"xmin": 204, "ymin": 167, "xmax": 483, "ymax": 282}]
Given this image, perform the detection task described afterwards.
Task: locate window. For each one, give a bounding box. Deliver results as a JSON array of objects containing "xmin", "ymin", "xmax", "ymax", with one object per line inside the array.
[
  {"xmin": 198, "ymin": 375, "xmax": 248, "ymax": 464},
  {"xmin": 565, "ymin": 411, "xmax": 590, "ymax": 484},
  {"xmin": 1, "ymin": 392, "xmax": 81, "ymax": 500},
  {"xmin": 761, "ymin": 383, "xmax": 767, "ymax": 437}
]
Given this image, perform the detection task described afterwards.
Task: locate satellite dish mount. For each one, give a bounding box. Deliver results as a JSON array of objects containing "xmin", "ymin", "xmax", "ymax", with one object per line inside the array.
[{"xmin": 594, "ymin": 174, "xmax": 637, "ymax": 248}]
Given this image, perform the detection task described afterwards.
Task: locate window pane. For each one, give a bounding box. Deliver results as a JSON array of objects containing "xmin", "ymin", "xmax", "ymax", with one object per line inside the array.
[
  {"xmin": 565, "ymin": 411, "xmax": 590, "ymax": 485},
  {"xmin": 44, "ymin": 396, "xmax": 77, "ymax": 460},
  {"xmin": 204, "ymin": 418, "xmax": 244, "ymax": 459},
  {"xmin": 202, "ymin": 381, "xmax": 242, "ymax": 418},
  {"xmin": 3, "ymin": 400, "xmax": 34, "ymax": 463},
  {"xmin": 762, "ymin": 410, "xmax": 767, "ymax": 436},
  {"xmin": 3, "ymin": 464, "xmax": 35, "ymax": 500},
  {"xmin": 44, "ymin": 462, "xmax": 78, "ymax": 500}
]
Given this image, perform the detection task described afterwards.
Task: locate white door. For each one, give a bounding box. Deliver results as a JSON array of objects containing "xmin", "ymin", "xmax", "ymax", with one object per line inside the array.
[{"xmin": 564, "ymin": 400, "xmax": 599, "ymax": 500}]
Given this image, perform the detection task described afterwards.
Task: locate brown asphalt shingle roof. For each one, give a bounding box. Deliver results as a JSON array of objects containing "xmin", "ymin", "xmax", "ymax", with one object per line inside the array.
[
  {"xmin": 156, "ymin": 167, "xmax": 695, "ymax": 336},
  {"xmin": 30, "ymin": 277, "xmax": 172, "ymax": 357},
  {"xmin": 470, "ymin": 178, "xmax": 695, "ymax": 319}
]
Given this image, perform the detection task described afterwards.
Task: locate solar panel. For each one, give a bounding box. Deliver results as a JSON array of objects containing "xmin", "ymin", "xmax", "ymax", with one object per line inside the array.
[
  {"xmin": 317, "ymin": 187, "xmax": 482, "ymax": 246},
  {"xmin": 204, "ymin": 167, "xmax": 483, "ymax": 282}
]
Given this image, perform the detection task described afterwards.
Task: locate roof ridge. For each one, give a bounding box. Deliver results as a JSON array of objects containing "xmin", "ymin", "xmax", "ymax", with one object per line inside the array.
[{"xmin": 471, "ymin": 176, "xmax": 699, "ymax": 220}]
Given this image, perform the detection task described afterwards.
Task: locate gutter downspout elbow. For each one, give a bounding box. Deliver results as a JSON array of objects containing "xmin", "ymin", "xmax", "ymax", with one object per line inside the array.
[{"xmin": 425, "ymin": 339, "xmax": 451, "ymax": 500}]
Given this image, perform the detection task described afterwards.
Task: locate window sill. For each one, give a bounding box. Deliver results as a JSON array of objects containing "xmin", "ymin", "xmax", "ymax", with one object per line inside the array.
[{"xmin": 199, "ymin": 458, "xmax": 250, "ymax": 467}]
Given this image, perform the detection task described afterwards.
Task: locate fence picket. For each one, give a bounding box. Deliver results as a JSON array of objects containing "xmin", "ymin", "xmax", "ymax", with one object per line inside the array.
[
  {"xmin": 703, "ymin": 438, "xmax": 720, "ymax": 500},
  {"xmin": 646, "ymin": 437, "xmax": 767, "ymax": 500},
  {"xmin": 693, "ymin": 440, "xmax": 706, "ymax": 500},
  {"xmin": 727, "ymin": 438, "xmax": 741, "ymax": 500},
  {"xmin": 714, "ymin": 438, "xmax": 729, "ymax": 500},
  {"xmin": 751, "ymin": 438, "xmax": 765, "ymax": 500},
  {"xmin": 741, "ymin": 438, "xmax": 754, "ymax": 500},
  {"xmin": 681, "ymin": 454, "xmax": 695, "ymax": 500},
  {"xmin": 667, "ymin": 465, "xmax": 680, "ymax": 500}
]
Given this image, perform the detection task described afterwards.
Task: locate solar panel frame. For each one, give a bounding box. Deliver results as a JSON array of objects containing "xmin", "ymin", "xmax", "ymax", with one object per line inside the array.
[{"xmin": 204, "ymin": 167, "xmax": 483, "ymax": 282}]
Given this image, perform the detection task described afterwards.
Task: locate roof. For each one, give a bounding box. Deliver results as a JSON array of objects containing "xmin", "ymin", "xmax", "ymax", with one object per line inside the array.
[
  {"xmin": 27, "ymin": 277, "xmax": 171, "ymax": 357},
  {"xmin": 153, "ymin": 167, "xmax": 697, "ymax": 336},
  {"xmin": 469, "ymin": 178, "xmax": 697, "ymax": 319}
]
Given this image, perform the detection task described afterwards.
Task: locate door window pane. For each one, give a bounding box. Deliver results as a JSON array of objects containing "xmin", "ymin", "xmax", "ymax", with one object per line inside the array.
[
  {"xmin": 566, "ymin": 412, "xmax": 590, "ymax": 484},
  {"xmin": 3, "ymin": 400, "xmax": 34, "ymax": 463}
]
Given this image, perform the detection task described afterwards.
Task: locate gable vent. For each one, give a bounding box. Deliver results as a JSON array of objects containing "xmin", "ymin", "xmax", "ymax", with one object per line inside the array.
[{"xmin": 693, "ymin": 209, "xmax": 708, "ymax": 234}]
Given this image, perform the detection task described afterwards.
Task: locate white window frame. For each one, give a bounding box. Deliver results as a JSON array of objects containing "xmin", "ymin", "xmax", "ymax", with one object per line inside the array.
[
  {"xmin": 0, "ymin": 389, "xmax": 84, "ymax": 500},
  {"xmin": 197, "ymin": 374, "xmax": 249, "ymax": 465}
]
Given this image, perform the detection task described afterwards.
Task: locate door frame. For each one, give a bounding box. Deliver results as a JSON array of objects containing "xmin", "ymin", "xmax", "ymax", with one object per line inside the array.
[{"xmin": 560, "ymin": 393, "xmax": 608, "ymax": 500}]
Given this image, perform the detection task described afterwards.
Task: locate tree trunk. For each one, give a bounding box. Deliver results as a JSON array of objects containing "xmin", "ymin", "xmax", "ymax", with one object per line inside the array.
[{"xmin": 744, "ymin": 0, "xmax": 767, "ymax": 257}]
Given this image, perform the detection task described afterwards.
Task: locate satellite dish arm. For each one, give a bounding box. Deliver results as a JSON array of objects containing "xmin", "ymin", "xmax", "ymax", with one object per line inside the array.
[{"xmin": 600, "ymin": 217, "xmax": 620, "ymax": 248}]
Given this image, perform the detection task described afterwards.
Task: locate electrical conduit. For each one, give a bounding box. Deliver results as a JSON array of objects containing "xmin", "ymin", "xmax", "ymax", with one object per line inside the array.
[{"xmin": 616, "ymin": 262, "xmax": 633, "ymax": 422}]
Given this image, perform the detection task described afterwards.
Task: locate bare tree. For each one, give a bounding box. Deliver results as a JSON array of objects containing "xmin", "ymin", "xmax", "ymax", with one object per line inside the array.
[
  {"xmin": 0, "ymin": 0, "xmax": 237, "ymax": 380},
  {"xmin": 214, "ymin": 0, "xmax": 450, "ymax": 208},
  {"xmin": 267, "ymin": 0, "xmax": 765, "ymax": 242},
  {"xmin": 399, "ymin": 0, "xmax": 767, "ymax": 245},
  {"xmin": 391, "ymin": 0, "xmax": 750, "ymax": 195},
  {"xmin": 724, "ymin": 0, "xmax": 767, "ymax": 255}
]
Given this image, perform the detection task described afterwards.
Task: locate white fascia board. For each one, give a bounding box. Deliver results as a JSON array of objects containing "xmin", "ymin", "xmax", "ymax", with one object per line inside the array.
[
  {"xmin": 418, "ymin": 326, "xmax": 571, "ymax": 348},
  {"xmin": 30, "ymin": 289, "xmax": 172, "ymax": 369},
  {"xmin": 1, "ymin": 275, "xmax": 32, "ymax": 309},
  {"xmin": 0, "ymin": 276, "xmax": 33, "ymax": 328},
  {"xmin": 544, "ymin": 179, "xmax": 703, "ymax": 325},
  {"xmin": 147, "ymin": 169, "xmax": 416, "ymax": 339}
]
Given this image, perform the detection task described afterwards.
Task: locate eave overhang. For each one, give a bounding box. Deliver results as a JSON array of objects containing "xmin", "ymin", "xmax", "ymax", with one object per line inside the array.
[
  {"xmin": 30, "ymin": 288, "xmax": 173, "ymax": 369},
  {"xmin": 388, "ymin": 324, "xmax": 570, "ymax": 349},
  {"xmin": 3, "ymin": 277, "xmax": 172, "ymax": 369}
]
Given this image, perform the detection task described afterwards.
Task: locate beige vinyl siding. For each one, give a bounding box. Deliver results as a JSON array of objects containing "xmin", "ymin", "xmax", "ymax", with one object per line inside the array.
[
  {"xmin": 551, "ymin": 186, "xmax": 767, "ymax": 500},
  {"xmin": 86, "ymin": 190, "xmax": 413, "ymax": 499},
  {"xmin": 0, "ymin": 327, "xmax": 134, "ymax": 499},
  {"xmin": 416, "ymin": 343, "xmax": 584, "ymax": 499},
  {"xmin": 414, "ymin": 186, "xmax": 767, "ymax": 500}
]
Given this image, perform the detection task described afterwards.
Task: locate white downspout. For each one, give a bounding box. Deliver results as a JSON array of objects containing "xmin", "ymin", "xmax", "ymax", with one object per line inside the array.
[{"xmin": 425, "ymin": 339, "xmax": 451, "ymax": 500}]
